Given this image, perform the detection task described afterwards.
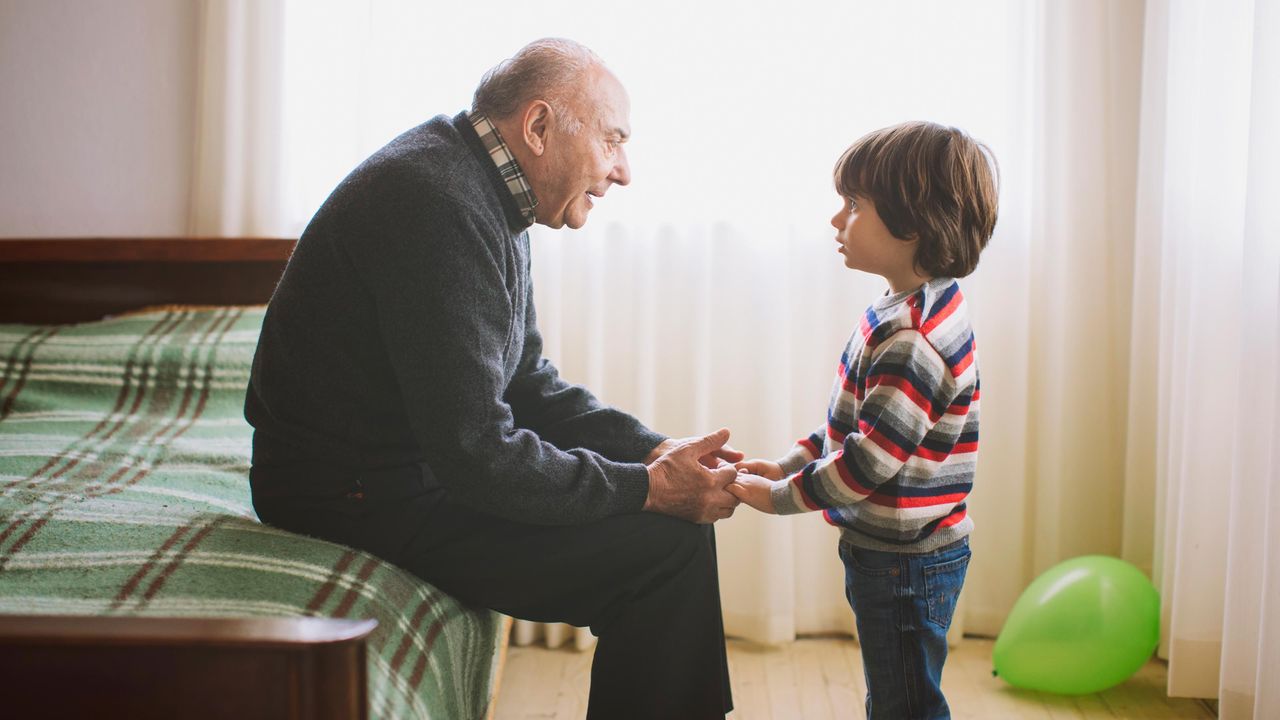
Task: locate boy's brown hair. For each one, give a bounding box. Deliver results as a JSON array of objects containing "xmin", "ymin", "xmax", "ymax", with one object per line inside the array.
[{"xmin": 834, "ymin": 121, "xmax": 999, "ymax": 278}]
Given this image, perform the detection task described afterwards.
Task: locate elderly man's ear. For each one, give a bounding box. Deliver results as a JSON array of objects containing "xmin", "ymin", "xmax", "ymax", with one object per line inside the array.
[{"xmin": 520, "ymin": 100, "xmax": 552, "ymax": 157}]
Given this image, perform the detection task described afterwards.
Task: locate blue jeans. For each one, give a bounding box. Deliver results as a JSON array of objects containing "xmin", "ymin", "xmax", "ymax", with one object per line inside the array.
[{"xmin": 840, "ymin": 537, "xmax": 971, "ymax": 720}]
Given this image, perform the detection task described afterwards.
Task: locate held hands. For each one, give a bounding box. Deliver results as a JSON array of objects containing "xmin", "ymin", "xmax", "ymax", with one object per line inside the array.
[
  {"xmin": 645, "ymin": 435, "xmax": 744, "ymax": 469},
  {"xmin": 644, "ymin": 429, "xmax": 741, "ymax": 524},
  {"xmin": 727, "ymin": 459, "xmax": 786, "ymax": 514}
]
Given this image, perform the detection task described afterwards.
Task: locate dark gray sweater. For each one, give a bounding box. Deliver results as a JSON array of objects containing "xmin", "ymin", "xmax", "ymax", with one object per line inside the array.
[{"xmin": 245, "ymin": 112, "xmax": 663, "ymax": 524}]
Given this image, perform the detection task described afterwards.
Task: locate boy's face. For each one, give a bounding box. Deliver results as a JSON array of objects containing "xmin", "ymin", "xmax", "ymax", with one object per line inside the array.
[{"xmin": 830, "ymin": 194, "xmax": 917, "ymax": 278}]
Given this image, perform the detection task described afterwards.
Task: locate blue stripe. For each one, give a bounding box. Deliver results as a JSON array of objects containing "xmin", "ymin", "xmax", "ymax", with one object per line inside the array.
[
  {"xmin": 798, "ymin": 464, "xmax": 830, "ymax": 510},
  {"xmin": 945, "ymin": 334, "xmax": 974, "ymax": 368},
  {"xmin": 844, "ymin": 445, "xmax": 886, "ymax": 492},
  {"xmin": 857, "ymin": 415, "xmax": 917, "ymax": 456},
  {"xmin": 864, "ymin": 306, "xmax": 881, "ymax": 333},
  {"xmin": 867, "ymin": 360, "xmax": 948, "ymax": 417},
  {"xmin": 921, "ymin": 430, "xmax": 977, "ymax": 452},
  {"xmin": 828, "ymin": 415, "xmax": 854, "ymax": 439},
  {"xmin": 871, "ymin": 480, "xmax": 972, "ymax": 498},
  {"xmin": 925, "ymin": 282, "xmax": 960, "ymax": 323}
]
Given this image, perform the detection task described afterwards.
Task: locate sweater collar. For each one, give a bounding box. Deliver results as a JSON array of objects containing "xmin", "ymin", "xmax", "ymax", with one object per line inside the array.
[{"xmin": 466, "ymin": 112, "xmax": 538, "ymax": 229}]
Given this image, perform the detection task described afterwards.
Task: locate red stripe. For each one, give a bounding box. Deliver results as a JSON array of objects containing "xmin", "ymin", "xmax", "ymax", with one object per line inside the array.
[
  {"xmin": 921, "ymin": 291, "xmax": 961, "ymax": 335},
  {"xmin": 866, "ymin": 491, "xmax": 967, "ymax": 509},
  {"xmin": 831, "ymin": 453, "xmax": 875, "ymax": 495},
  {"xmin": 798, "ymin": 437, "xmax": 820, "ymax": 458},
  {"xmin": 827, "ymin": 424, "xmax": 847, "ymax": 444},
  {"xmin": 913, "ymin": 445, "xmax": 948, "ymax": 462},
  {"xmin": 790, "ymin": 474, "xmax": 821, "ymax": 511},
  {"xmin": 866, "ymin": 429, "xmax": 910, "ymax": 462},
  {"xmin": 867, "ymin": 374, "xmax": 940, "ymax": 421},
  {"xmin": 910, "ymin": 441, "xmax": 977, "ymax": 462},
  {"xmin": 936, "ymin": 506, "xmax": 967, "ymax": 529},
  {"xmin": 951, "ymin": 349, "xmax": 974, "ymax": 376}
]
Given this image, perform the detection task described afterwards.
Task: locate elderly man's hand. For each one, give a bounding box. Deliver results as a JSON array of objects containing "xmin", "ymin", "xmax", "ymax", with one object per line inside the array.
[
  {"xmin": 645, "ymin": 434, "xmax": 744, "ymax": 469},
  {"xmin": 643, "ymin": 429, "xmax": 741, "ymax": 523}
]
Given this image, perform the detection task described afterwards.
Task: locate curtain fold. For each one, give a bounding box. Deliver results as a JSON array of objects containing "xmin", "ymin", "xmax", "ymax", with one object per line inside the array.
[
  {"xmin": 1130, "ymin": 1, "xmax": 1280, "ymax": 715},
  {"xmin": 188, "ymin": 0, "xmax": 285, "ymax": 236}
]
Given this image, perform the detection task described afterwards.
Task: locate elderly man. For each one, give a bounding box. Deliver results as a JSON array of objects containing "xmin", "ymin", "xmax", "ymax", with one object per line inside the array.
[{"xmin": 245, "ymin": 39, "xmax": 737, "ymax": 718}]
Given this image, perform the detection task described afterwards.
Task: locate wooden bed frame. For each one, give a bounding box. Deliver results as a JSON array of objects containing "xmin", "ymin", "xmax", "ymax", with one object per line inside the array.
[
  {"xmin": 1, "ymin": 237, "xmax": 485, "ymax": 719},
  {"xmin": 0, "ymin": 237, "xmax": 297, "ymax": 324},
  {"xmin": 0, "ymin": 615, "xmax": 375, "ymax": 719}
]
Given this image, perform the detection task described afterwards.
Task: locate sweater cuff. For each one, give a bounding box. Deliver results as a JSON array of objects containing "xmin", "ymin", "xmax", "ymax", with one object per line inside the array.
[
  {"xmin": 777, "ymin": 445, "xmax": 814, "ymax": 476},
  {"xmin": 771, "ymin": 478, "xmax": 808, "ymax": 515},
  {"xmin": 626, "ymin": 428, "xmax": 669, "ymax": 464},
  {"xmin": 610, "ymin": 462, "xmax": 653, "ymax": 514}
]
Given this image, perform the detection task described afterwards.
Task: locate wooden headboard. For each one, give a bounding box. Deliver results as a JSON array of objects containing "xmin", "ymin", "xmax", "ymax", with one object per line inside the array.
[{"xmin": 0, "ymin": 237, "xmax": 297, "ymax": 324}]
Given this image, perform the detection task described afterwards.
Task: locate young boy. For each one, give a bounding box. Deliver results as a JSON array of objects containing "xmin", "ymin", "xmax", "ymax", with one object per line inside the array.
[{"xmin": 729, "ymin": 121, "xmax": 998, "ymax": 720}]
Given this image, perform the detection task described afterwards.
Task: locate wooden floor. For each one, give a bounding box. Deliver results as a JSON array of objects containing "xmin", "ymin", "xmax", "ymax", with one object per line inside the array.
[{"xmin": 493, "ymin": 637, "xmax": 1215, "ymax": 719}]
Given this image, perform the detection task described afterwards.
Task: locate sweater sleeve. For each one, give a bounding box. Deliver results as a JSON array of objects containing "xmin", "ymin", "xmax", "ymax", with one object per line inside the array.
[
  {"xmin": 349, "ymin": 199, "xmax": 650, "ymax": 525},
  {"xmin": 776, "ymin": 426, "xmax": 826, "ymax": 475},
  {"xmin": 505, "ymin": 255, "xmax": 666, "ymax": 462},
  {"xmin": 771, "ymin": 329, "xmax": 957, "ymax": 514}
]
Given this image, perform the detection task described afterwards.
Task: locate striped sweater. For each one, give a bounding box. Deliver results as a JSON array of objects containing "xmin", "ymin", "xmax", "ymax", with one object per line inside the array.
[{"xmin": 771, "ymin": 277, "xmax": 979, "ymax": 552}]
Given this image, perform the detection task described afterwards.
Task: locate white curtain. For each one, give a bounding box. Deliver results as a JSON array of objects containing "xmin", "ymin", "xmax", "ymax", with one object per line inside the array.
[
  {"xmin": 192, "ymin": 4, "xmax": 1280, "ymax": 703},
  {"xmin": 1128, "ymin": 0, "xmax": 1280, "ymax": 716},
  {"xmin": 188, "ymin": 0, "xmax": 288, "ymax": 236}
]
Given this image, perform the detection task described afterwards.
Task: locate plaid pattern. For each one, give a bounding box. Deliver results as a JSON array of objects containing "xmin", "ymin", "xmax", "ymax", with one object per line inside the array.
[
  {"xmin": 468, "ymin": 112, "xmax": 538, "ymax": 227},
  {"xmin": 0, "ymin": 307, "xmax": 505, "ymax": 720}
]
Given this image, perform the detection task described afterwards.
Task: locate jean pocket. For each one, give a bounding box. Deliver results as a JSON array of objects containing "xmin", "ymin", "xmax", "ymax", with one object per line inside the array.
[
  {"xmin": 842, "ymin": 544, "xmax": 901, "ymax": 578},
  {"xmin": 923, "ymin": 550, "xmax": 971, "ymax": 630}
]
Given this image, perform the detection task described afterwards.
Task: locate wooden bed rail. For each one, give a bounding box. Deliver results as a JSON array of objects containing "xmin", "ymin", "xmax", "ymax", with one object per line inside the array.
[
  {"xmin": 0, "ymin": 238, "xmax": 298, "ymax": 323},
  {"xmin": 0, "ymin": 614, "xmax": 376, "ymax": 719}
]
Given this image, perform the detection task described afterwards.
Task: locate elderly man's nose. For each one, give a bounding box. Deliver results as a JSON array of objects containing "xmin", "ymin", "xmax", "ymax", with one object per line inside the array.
[{"xmin": 610, "ymin": 147, "xmax": 631, "ymax": 186}]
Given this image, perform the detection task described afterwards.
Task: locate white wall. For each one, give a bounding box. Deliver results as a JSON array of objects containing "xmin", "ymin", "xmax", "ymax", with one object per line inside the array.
[{"xmin": 0, "ymin": 0, "xmax": 198, "ymax": 237}]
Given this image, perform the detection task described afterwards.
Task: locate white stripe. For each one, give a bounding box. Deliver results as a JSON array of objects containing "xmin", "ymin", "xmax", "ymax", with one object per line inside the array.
[
  {"xmin": 126, "ymin": 485, "xmax": 253, "ymax": 516},
  {"xmin": 22, "ymin": 373, "xmax": 250, "ymax": 391},
  {"xmin": 0, "ymin": 330, "xmax": 260, "ymax": 347},
  {"xmin": 3, "ymin": 412, "xmax": 250, "ymax": 428}
]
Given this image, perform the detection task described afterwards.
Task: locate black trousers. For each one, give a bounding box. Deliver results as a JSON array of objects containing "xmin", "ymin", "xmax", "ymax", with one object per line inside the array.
[{"xmin": 252, "ymin": 468, "xmax": 733, "ymax": 719}]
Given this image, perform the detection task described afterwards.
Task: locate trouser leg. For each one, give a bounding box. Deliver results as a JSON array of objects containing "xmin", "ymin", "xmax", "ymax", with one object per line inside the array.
[
  {"xmin": 840, "ymin": 539, "xmax": 971, "ymax": 720},
  {"xmin": 257, "ymin": 488, "xmax": 733, "ymax": 719}
]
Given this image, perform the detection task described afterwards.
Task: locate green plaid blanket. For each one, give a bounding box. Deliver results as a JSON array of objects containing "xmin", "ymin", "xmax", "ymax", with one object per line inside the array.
[{"xmin": 0, "ymin": 307, "xmax": 504, "ymax": 720}]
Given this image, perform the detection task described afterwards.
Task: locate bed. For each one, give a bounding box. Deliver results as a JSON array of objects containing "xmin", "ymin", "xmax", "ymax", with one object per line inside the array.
[{"xmin": 0, "ymin": 238, "xmax": 510, "ymax": 719}]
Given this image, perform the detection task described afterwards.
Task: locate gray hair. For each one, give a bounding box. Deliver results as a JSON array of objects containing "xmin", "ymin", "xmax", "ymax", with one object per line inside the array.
[{"xmin": 471, "ymin": 38, "xmax": 602, "ymax": 135}]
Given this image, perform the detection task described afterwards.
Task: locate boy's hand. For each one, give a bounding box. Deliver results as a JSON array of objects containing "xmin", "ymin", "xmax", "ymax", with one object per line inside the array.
[
  {"xmin": 728, "ymin": 472, "xmax": 779, "ymax": 514},
  {"xmin": 733, "ymin": 459, "xmax": 784, "ymax": 481}
]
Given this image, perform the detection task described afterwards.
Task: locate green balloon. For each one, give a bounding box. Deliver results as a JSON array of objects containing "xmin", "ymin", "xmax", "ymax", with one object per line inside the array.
[{"xmin": 992, "ymin": 555, "xmax": 1160, "ymax": 695}]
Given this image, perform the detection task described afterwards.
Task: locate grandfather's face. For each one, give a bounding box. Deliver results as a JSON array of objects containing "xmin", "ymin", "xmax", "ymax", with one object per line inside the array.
[{"xmin": 535, "ymin": 69, "xmax": 632, "ymax": 229}]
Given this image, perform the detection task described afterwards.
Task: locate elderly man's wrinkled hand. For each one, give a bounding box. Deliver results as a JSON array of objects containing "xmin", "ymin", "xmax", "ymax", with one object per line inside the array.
[
  {"xmin": 645, "ymin": 435, "xmax": 745, "ymax": 469},
  {"xmin": 643, "ymin": 429, "xmax": 741, "ymax": 523}
]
